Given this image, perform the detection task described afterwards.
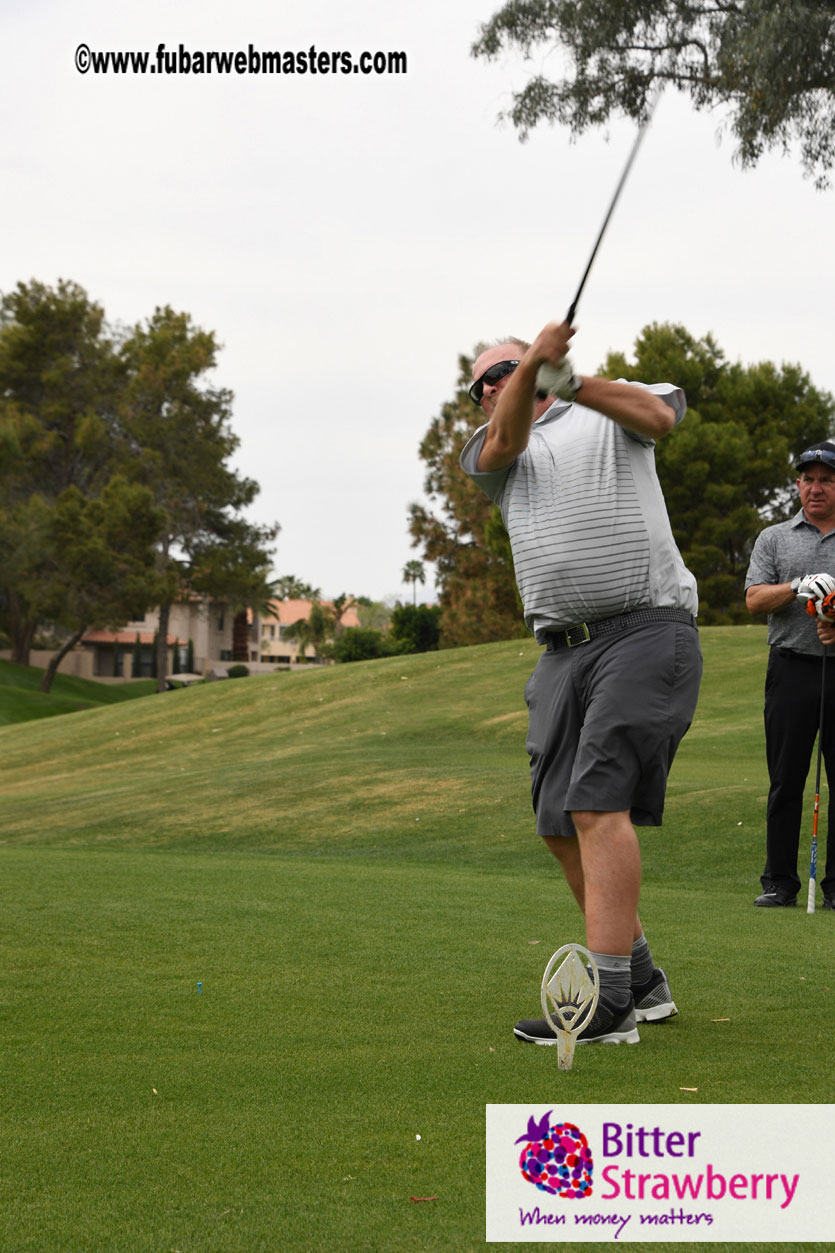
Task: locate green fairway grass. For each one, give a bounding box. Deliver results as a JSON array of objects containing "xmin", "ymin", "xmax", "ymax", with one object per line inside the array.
[
  {"xmin": 1, "ymin": 627, "xmax": 831, "ymax": 1251},
  {"xmin": 0, "ymin": 658, "xmax": 155, "ymax": 726}
]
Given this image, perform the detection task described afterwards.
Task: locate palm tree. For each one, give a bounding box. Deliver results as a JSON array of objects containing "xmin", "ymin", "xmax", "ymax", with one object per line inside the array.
[
  {"xmin": 330, "ymin": 593, "xmax": 358, "ymax": 636},
  {"xmin": 274, "ymin": 575, "xmax": 322, "ymax": 601},
  {"xmin": 282, "ymin": 615, "xmax": 316, "ymax": 662},
  {"xmin": 227, "ymin": 571, "xmax": 280, "ymax": 665},
  {"xmin": 283, "ymin": 595, "xmax": 357, "ymax": 662},
  {"xmin": 402, "ymin": 560, "xmax": 426, "ymax": 606}
]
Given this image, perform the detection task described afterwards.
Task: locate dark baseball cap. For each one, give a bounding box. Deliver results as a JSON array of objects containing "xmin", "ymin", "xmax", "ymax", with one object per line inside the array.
[{"xmin": 795, "ymin": 441, "xmax": 835, "ymax": 471}]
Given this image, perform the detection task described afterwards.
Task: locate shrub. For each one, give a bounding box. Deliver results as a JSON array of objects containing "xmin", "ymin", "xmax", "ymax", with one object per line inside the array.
[
  {"xmin": 331, "ymin": 628, "xmax": 400, "ymax": 663},
  {"xmin": 390, "ymin": 604, "xmax": 442, "ymax": 653}
]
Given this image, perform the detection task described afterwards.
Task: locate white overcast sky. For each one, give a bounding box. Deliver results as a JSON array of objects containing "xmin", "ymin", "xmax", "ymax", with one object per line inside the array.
[{"xmin": 3, "ymin": 0, "xmax": 834, "ymax": 605}]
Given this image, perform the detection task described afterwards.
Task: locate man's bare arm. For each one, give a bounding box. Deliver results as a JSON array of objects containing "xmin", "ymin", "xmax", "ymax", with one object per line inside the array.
[
  {"xmin": 476, "ymin": 321, "xmax": 675, "ymax": 472},
  {"xmin": 569, "ymin": 376, "xmax": 676, "ymax": 439},
  {"xmin": 746, "ymin": 583, "xmax": 796, "ymax": 615},
  {"xmin": 476, "ymin": 355, "xmax": 545, "ymax": 471}
]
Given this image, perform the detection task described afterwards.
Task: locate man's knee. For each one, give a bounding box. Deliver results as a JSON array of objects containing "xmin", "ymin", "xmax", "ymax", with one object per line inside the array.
[
  {"xmin": 543, "ymin": 833, "xmax": 577, "ymax": 863},
  {"xmin": 572, "ymin": 810, "xmax": 631, "ymax": 838}
]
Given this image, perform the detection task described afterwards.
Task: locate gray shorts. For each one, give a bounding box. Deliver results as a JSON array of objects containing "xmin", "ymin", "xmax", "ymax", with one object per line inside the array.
[{"xmin": 524, "ymin": 620, "xmax": 702, "ymax": 837}]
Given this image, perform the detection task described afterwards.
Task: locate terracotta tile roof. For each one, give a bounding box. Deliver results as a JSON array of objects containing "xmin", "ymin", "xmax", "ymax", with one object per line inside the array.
[
  {"xmin": 260, "ymin": 599, "xmax": 361, "ymax": 628},
  {"xmin": 81, "ymin": 630, "xmax": 184, "ymax": 646}
]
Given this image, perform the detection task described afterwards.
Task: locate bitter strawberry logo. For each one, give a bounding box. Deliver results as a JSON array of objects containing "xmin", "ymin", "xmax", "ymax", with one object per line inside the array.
[{"xmin": 515, "ymin": 1112, "xmax": 593, "ymax": 1198}]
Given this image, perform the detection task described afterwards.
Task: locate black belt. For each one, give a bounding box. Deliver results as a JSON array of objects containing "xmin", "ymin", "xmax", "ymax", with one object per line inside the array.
[
  {"xmin": 773, "ymin": 647, "xmax": 830, "ymax": 663},
  {"xmin": 544, "ymin": 607, "xmax": 697, "ymax": 651}
]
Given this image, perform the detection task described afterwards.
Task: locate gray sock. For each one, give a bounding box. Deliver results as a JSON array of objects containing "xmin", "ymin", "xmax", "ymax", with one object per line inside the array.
[
  {"xmin": 631, "ymin": 934, "xmax": 655, "ymax": 986},
  {"xmin": 589, "ymin": 951, "xmax": 631, "ymax": 1010}
]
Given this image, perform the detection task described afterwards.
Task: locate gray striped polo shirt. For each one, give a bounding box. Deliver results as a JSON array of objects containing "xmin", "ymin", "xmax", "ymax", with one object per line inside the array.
[
  {"xmin": 745, "ymin": 511, "xmax": 835, "ymax": 655},
  {"xmin": 459, "ymin": 383, "xmax": 698, "ymax": 641}
]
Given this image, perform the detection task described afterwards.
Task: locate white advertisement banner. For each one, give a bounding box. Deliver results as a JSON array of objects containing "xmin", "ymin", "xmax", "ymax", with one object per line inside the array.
[{"xmin": 486, "ymin": 1104, "xmax": 834, "ymax": 1242}]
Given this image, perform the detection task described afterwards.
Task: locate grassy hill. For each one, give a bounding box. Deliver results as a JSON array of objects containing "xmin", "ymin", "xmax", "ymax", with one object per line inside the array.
[
  {"xmin": 0, "ymin": 626, "xmax": 771, "ymax": 862},
  {"xmin": 0, "ymin": 658, "xmax": 155, "ymax": 726},
  {"xmin": 2, "ymin": 627, "xmax": 831, "ymax": 1252}
]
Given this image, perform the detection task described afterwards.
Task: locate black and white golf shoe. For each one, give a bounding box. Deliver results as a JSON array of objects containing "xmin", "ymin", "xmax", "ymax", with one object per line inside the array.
[
  {"xmin": 514, "ymin": 996, "xmax": 640, "ymax": 1046},
  {"xmin": 632, "ymin": 967, "xmax": 678, "ymax": 1022}
]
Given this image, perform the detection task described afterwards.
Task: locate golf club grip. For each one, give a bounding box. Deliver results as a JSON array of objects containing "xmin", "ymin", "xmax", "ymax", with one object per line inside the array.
[{"xmin": 808, "ymin": 797, "xmax": 819, "ymax": 914}]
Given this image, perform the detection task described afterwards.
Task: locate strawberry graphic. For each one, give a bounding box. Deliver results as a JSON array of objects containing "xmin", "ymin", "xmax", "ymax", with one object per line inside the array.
[{"xmin": 516, "ymin": 1114, "xmax": 593, "ymax": 1198}]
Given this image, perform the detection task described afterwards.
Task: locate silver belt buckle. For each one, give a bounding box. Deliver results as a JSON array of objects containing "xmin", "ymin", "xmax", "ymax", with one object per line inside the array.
[{"xmin": 565, "ymin": 623, "xmax": 591, "ymax": 647}]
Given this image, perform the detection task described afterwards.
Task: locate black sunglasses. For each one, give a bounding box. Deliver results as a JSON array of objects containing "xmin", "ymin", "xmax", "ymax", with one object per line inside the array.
[
  {"xmin": 468, "ymin": 360, "xmax": 520, "ymax": 407},
  {"xmin": 796, "ymin": 448, "xmax": 835, "ymax": 472}
]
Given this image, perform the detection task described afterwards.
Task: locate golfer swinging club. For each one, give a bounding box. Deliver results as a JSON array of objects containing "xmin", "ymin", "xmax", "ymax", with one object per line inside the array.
[{"xmin": 460, "ymin": 320, "xmax": 702, "ymax": 1045}]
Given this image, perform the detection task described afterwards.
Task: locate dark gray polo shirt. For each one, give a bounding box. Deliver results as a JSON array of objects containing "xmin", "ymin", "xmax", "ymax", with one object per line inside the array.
[{"xmin": 745, "ymin": 510, "xmax": 835, "ymax": 655}]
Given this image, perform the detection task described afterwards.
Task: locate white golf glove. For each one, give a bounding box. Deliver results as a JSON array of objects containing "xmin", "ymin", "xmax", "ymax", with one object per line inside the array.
[
  {"xmin": 535, "ymin": 357, "xmax": 582, "ymax": 402},
  {"xmin": 795, "ymin": 572, "xmax": 835, "ymax": 602}
]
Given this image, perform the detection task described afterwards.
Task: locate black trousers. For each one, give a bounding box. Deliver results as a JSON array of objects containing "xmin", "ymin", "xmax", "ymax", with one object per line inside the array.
[{"xmin": 763, "ymin": 647, "xmax": 835, "ymax": 896}]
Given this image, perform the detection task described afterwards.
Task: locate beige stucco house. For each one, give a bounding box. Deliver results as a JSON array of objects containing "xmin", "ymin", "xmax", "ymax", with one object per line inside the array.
[{"xmin": 4, "ymin": 597, "xmax": 361, "ymax": 681}]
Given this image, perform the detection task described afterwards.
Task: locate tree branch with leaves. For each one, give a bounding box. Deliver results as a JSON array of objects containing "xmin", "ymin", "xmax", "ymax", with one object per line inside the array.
[{"xmin": 472, "ymin": 0, "xmax": 835, "ymax": 185}]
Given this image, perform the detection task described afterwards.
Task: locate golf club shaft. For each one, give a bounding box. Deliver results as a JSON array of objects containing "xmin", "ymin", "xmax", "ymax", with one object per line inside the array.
[
  {"xmin": 566, "ymin": 95, "xmax": 660, "ymax": 326},
  {"xmin": 808, "ymin": 648, "xmax": 827, "ymax": 913}
]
